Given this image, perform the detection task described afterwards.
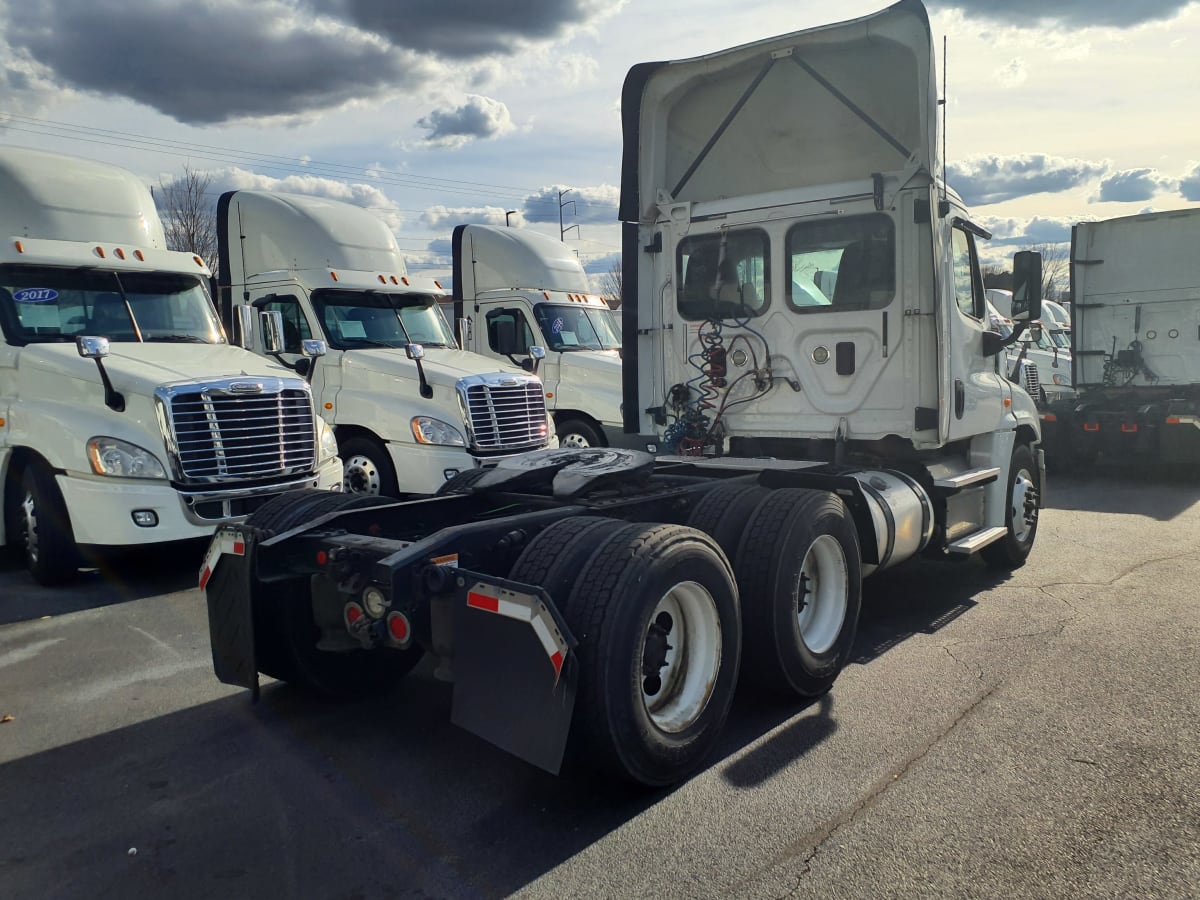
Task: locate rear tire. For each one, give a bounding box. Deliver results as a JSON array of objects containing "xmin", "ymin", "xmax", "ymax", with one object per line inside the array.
[
  {"xmin": 562, "ymin": 522, "xmax": 741, "ymax": 787},
  {"xmin": 981, "ymin": 442, "xmax": 1040, "ymax": 569},
  {"xmin": 508, "ymin": 516, "xmax": 629, "ymax": 614},
  {"xmin": 734, "ymin": 489, "xmax": 862, "ymax": 698},
  {"xmin": 11, "ymin": 461, "xmax": 80, "ymax": 586},
  {"xmin": 340, "ymin": 436, "xmax": 400, "ymax": 498},
  {"xmin": 686, "ymin": 482, "xmax": 771, "ymax": 559}
]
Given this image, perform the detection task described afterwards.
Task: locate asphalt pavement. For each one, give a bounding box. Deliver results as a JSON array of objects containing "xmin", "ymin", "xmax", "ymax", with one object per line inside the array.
[{"xmin": 0, "ymin": 469, "xmax": 1197, "ymax": 899}]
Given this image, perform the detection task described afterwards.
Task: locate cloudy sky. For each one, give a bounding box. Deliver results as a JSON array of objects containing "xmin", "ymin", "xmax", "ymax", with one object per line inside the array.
[{"xmin": 2, "ymin": 0, "xmax": 1198, "ymax": 285}]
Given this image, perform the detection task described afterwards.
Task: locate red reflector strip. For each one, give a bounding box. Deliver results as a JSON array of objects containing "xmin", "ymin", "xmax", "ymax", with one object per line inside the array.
[
  {"xmin": 1042, "ymin": 413, "xmax": 1057, "ymax": 423},
  {"xmin": 198, "ymin": 530, "xmax": 246, "ymax": 589},
  {"xmin": 1167, "ymin": 416, "xmax": 1182, "ymax": 425},
  {"xmin": 1083, "ymin": 423, "xmax": 1100, "ymax": 432},
  {"xmin": 1121, "ymin": 424, "xmax": 1138, "ymax": 433},
  {"xmin": 466, "ymin": 584, "xmax": 570, "ymax": 682},
  {"xmin": 233, "ymin": 540, "xmax": 245, "ymax": 555},
  {"xmin": 467, "ymin": 590, "xmax": 500, "ymax": 613}
]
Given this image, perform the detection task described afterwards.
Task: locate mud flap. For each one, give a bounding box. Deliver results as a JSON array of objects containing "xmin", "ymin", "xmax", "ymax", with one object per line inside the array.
[
  {"xmin": 450, "ymin": 576, "xmax": 577, "ymax": 774},
  {"xmin": 201, "ymin": 526, "xmax": 260, "ymax": 699}
]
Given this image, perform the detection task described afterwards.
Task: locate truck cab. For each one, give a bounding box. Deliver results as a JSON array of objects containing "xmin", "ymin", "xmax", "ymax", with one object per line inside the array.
[
  {"xmin": 0, "ymin": 147, "xmax": 342, "ymax": 585},
  {"xmin": 217, "ymin": 192, "xmax": 555, "ymax": 498},
  {"xmin": 448, "ymin": 224, "xmax": 628, "ymax": 449}
]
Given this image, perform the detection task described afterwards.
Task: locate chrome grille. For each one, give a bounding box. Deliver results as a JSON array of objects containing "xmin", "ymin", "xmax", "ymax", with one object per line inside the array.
[
  {"xmin": 165, "ymin": 384, "xmax": 316, "ymax": 481},
  {"xmin": 463, "ymin": 380, "xmax": 548, "ymax": 451}
]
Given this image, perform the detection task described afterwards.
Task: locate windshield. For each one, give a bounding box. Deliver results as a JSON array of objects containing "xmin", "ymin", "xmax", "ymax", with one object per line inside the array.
[
  {"xmin": 533, "ymin": 303, "xmax": 621, "ymax": 351},
  {"xmin": 0, "ymin": 266, "xmax": 224, "ymax": 345},
  {"xmin": 312, "ymin": 290, "xmax": 457, "ymax": 350},
  {"xmin": 1047, "ymin": 329, "xmax": 1071, "ymax": 350}
]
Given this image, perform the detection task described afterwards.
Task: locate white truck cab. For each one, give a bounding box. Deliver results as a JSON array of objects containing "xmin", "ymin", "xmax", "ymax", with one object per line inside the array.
[
  {"xmin": 217, "ymin": 192, "xmax": 554, "ymax": 497},
  {"xmin": 447, "ymin": 224, "xmax": 629, "ymax": 449},
  {"xmin": 0, "ymin": 147, "xmax": 342, "ymax": 584}
]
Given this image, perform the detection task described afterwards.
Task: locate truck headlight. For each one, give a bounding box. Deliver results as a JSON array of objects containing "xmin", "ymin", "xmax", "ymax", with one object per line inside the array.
[
  {"xmin": 86, "ymin": 437, "xmax": 167, "ymax": 479},
  {"xmin": 1052, "ymin": 374, "xmax": 1068, "ymax": 386},
  {"xmin": 411, "ymin": 416, "xmax": 466, "ymax": 447},
  {"xmin": 318, "ymin": 420, "xmax": 339, "ymax": 463}
]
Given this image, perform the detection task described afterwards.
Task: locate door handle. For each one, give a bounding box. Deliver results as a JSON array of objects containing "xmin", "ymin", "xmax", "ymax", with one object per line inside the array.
[{"xmin": 954, "ymin": 379, "xmax": 965, "ymax": 419}]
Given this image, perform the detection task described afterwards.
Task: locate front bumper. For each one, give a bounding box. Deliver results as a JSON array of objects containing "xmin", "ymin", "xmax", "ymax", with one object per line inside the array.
[{"xmin": 57, "ymin": 455, "xmax": 343, "ymax": 546}]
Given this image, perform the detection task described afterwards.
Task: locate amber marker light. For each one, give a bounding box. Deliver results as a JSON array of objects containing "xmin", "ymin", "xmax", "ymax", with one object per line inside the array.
[
  {"xmin": 114, "ymin": 248, "xmax": 126, "ymax": 260},
  {"xmin": 13, "ymin": 240, "xmax": 24, "ymax": 253},
  {"xmin": 94, "ymin": 246, "xmax": 106, "ymax": 258},
  {"xmin": 330, "ymin": 271, "xmax": 339, "ymax": 281}
]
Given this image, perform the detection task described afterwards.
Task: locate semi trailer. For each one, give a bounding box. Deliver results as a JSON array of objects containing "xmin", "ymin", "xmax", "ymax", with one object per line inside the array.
[
  {"xmin": 1042, "ymin": 207, "xmax": 1200, "ymax": 465},
  {"xmin": 200, "ymin": 0, "xmax": 1044, "ymax": 786},
  {"xmin": 0, "ymin": 147, "xmax": 342, "ymax": 585}
]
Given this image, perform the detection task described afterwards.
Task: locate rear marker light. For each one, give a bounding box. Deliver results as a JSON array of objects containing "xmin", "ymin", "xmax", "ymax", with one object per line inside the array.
[
  {"xmin": 316, "ymin": 550, "xmax": 328, "ymax": 565},
  {"xmin": 343, "ymin": 602, "xmax": 365, "ymax": 632},
  {"xmin": 386, "ymin": 612, "xmax": 412, "ymax": 647},
  {"xmin": 1083, "ymin": 423, "xmax": 1100, "ymax": 432},
  {"xmin": 1121, "ymin": 424, "xmax": 1138, "ymax": 433},
  {"xmin": 1042, "ymin": 413, "xmax": 1057, "ymax": 422}
]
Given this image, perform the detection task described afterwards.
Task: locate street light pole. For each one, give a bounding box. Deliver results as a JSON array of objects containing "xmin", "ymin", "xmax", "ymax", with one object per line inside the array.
[{"xmin": 505, "ymin": 210, "xmax": 517, "ymax": 227}]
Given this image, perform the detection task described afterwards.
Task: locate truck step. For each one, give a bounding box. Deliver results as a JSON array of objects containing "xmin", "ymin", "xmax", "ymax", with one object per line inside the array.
[
  {"xmin": 934, "ymin": 467, "xmax": 1000, "ymax": 491},
  {"xmin": 947, "ymin": 526, "xmax": 1009, "ymax": 555}
]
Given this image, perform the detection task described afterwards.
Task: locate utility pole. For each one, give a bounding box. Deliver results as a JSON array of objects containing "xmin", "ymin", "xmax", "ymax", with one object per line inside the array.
[
  {"xmin": 505, "ymin": 210, "xmax": 517, "ymax": 227},
  {"xmin": 558, "ymin": 189, "xmax": 579, "ymax": 242}
]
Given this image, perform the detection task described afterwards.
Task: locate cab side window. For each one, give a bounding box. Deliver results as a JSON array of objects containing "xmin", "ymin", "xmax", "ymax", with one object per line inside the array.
[
  {"xmin": 951, "ymin": 228, "xmax": 984, "ymax": 319},
  {"xmin": 258, "ymin": 296, "xmax": 311, "ymax": 353},
  {"xmin": 485, "ymin": 308, "xmax": 534, "ymax": 355}
]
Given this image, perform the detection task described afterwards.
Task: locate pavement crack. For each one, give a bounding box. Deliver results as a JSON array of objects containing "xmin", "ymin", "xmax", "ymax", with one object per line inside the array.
[{"xmin": 762, "ymin": 682, "xmax": 1001, "ymax": 897}]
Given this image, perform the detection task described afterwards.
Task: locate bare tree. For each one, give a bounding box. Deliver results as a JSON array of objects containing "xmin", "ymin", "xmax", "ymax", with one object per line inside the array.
[
  {"xmin": 981, "ymin": 264, "xmax": 1012, "ymax": 291},
  {"xmin": 1022, "ymin": 242, "xmax": 1070, "ymax": 301},
  {"xmin": 158, "ymin": 164, "xmax": 217, "ymax": 273},
  {"xmin": 599, "ymin": 257, "xmax": 622, "ymax": 309}
]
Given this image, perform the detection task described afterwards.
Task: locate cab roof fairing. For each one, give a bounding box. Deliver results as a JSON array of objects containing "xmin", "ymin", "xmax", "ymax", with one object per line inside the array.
[{"xmin": 619, "ymin": 0, "xmax": 940, "ymax": 225}]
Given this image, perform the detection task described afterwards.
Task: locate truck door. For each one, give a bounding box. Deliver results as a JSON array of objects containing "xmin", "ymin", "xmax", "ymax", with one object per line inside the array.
[
  {"xmin": 943, "ymin": 221, "xmax": 1007, "ymax": 442},
  {"xmin": 475, "ymin": 301, "xmax": 537, "ymax": 365},
  {"xmin": 253, "ymin": 294, "xmax": 332, "ymax": 405}
]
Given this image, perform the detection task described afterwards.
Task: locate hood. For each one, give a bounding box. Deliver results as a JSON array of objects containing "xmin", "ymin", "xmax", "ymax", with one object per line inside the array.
[
  {"xmin": 556, "ymin": 348, "xmax": 622, "ymax": 375},
  {"xmin": 343, "ymin": 347, "xmax": 530, "ymax": 388},
  {"xmin": 620, "ymin": 0, "xmax": 937, "ymax": 220},
  {"xmin": 20, "ymin": 342, "xmax": 298, "ymax": 396}
]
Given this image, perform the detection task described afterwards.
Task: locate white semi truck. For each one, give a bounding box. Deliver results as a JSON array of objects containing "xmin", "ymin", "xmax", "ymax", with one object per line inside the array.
[
  {"xmin": 215, "ymin": 192, "xmax": 554, "ymax": 497},
  {"xmin": 1042, "ymin": 207, "xmax": 1200, "ymax": 465},
  {"xmin": 0, "ymin": 147, "xmax": 342, "ymax": 585},
  {"xmin": 446, "ymin": 224, "xmax": 626, "ymax": 449},
  {"xmin": 199, "ymin": 0, "xmax": 1044, "ymax": 786}
]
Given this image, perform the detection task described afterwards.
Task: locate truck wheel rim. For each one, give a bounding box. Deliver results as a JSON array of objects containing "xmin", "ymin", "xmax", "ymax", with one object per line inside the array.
[
  {"xmin": 1012, "ymin": 467, "xmax": 1036, "ymax": 544},
  {"xmin": 560, "ymin": 432, "xmax": 592, "ymax": 449},
  {"xmin": 343, "ymin": 455, "xmax": 381, "ymax": 495},
  {"xmin": 641, "ymin": 580, "xmax": 721, "ymax": 734},
  {"xmin": 796, "ymin": 534, "xmax": 849, "ymax": 655},
  {"xmin": 20, "ymin": 490, "xmax": 39, "ymax": 565}
]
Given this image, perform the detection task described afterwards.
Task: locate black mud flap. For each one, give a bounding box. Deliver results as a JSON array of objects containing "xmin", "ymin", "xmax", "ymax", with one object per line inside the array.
[
  {"xmin": 450, "ymin": 574, "xmax": 577, "ymax": 774},
  {"xmin": 200, "ymin": 525, "xmax": 260, "ymax": 700}
]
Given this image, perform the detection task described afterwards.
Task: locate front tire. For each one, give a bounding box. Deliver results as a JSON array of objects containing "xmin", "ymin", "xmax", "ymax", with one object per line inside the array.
[
  {"xmin": 734, "ymin": 489, "xmax": 862, "ymax": 698},
  {"xmin": 981, "ymin": 442, "xmax": 1040, "ymax": 569},
  {"xmin": 339, "ymin": 436, "xmax": 400, "ymax": 498},
  {"xmin": 11, "ymin": 461, "xmax": 80, "ymax": 586},
  {"xmin": 556, "ymin": 417, "xmax": 603, "ymax": 449},
  {"xmin": 562, "ymin": 522, "xmax": 741, "ymax": 786}
]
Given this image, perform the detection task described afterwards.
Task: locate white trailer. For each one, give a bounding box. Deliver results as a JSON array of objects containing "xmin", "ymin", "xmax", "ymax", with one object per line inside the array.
[
  {"xmin": 447, "ymin": 224, "xmax": 630, "ymax": 449},
  {"xmin": 216, "ymin": 192, "xmax": 554, "ymax": 497},
  {"xmin": 0, "ymin": 147, "xmax": 342, "ymax": 585},
  {"xmin": 1043, "ymin": 207, "xmax": 1200, "ymax": 464}
]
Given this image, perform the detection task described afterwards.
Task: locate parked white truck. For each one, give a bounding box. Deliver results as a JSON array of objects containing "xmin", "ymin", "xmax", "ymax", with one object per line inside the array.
[
  {"xmin": 0, "ymin": 147, "xmax": 342, "ymax": 585},
  {"xmin": 447, "ymin": 224, "xmax": 626, "ymax": 449},
  {"xmin": 1042, "ymin": 207, "xmax": 1200, "ymax": 465},
  {"xmin": 216, "ymin": 192, "xmax": 554, "ymax": 497},
  {"xmin": 198, "ymin": 0, "xmax": 1044, "ymax": 786}
]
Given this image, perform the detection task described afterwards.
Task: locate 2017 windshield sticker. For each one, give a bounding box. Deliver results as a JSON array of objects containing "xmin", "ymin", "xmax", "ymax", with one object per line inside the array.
[{"xmin": 12, "ymin": 288, "xmax": 59, "ymax": 304}]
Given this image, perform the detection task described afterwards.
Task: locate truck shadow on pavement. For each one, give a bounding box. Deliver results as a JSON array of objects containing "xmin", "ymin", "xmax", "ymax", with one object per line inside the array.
[
  {"xmin": 1044, "ymin": 466, "xmax": 1200, "ymax": 520},
  {"xmin": 0, "ymin": 541, "xmax": 205, "ymax": 627},
  {"xmin": 0, "ymin": 558, "xmax": 1011, "ymax": 900}
]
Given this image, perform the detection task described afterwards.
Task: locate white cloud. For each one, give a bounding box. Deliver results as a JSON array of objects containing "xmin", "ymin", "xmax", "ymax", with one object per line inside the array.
[{"xmin": 416, "ymin": 95, "xmax": 515, "ymax": 148}]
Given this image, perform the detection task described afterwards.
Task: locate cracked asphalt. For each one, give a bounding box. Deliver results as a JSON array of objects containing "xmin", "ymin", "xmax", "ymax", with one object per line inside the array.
[{"xmin": 1, "ymin": 469, "xmax": 1197, "ymax": 899}]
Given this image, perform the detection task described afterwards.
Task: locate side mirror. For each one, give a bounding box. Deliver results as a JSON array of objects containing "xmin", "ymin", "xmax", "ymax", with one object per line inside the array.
[
  {"xmin": 76, "ymin": 335, "xmax": 111, "ymax": 359},
  {"xmin": 525, "ymin": 344, "xmax": 546, "ymax": 375},
  {"xmin": 457, "ymin": 316, "xmax": 471, "ymax": 350},
  {"xmin": 1010, "ymin": 250, "xmax": 1043, "ymax": 322},
  {"xmin": 1029, "ymin": 322, "xmax": 1043, "ymax": 343},
  {"xmin": 529, "ymin": 346, "xmax": 546, "ymax": 361},
  {"xmin": 981, "ymin": 330, "xmax": 1005, "ymax": 358},
  {"xmin": 261, "ymin": 310, "xmax": 285, "ymax": 354},
  {"xmin": 405, "ymin": 343, "xmax": 425, "ymax": 360},
  {"xmin": 236, "ymin": 305, "xmax": 255, "ymax": 349},
  {"xmin": 302, "ymin": 339, "xmax": 326, "ymax": 359}
]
